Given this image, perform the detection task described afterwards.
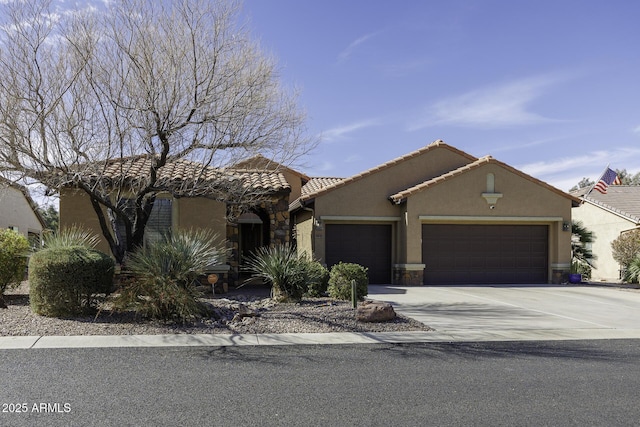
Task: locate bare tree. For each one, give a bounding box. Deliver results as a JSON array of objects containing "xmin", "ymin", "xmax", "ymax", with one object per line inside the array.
[{"xmin": 0, "ymin": 0, "xmax": 312, "ymax": 263}]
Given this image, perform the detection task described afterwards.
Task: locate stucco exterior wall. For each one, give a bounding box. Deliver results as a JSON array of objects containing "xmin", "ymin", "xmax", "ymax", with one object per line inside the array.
[
  {"xmin": 572, "ymin": 202, "xmax": 635, "ymax": 282},
  {"xmin": 313, "ymin": 147, "xmax": 472, "ymax": 218},
  {"xmin": 403, "ymin": 164, "xmax": 573, "ymax": 280},
  {"xmin": 59, "ymin": 188, "xmax": 112, "ymax": 255},
  {"xmin": 294, "ymin": 209, "xmax": 314, "ymax": 259},
  {"xmin": 60, "ymin": 188, "xmax": 229, "ymax": 258},
  {"xmin": 0, "ymin": 186, "xmax": 43, "ymax": 239},
  {"xmin": 281, "ymin": 169, "xmax": 304, "ymax": 203},
  {"xmin": 175, "ymin": 197, "xmax": 227, "ymax": 235}
]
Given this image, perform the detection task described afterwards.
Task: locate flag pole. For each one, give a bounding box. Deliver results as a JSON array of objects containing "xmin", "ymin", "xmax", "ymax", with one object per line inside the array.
[{"xmin": 584, "ymin": 164, "xmax": 609, "ymax": 198}]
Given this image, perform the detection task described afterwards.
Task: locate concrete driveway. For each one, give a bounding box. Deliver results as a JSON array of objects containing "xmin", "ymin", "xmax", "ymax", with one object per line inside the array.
[{"xmin": 369, "ymin": 284, "xmax": 640, "ymax": 341}]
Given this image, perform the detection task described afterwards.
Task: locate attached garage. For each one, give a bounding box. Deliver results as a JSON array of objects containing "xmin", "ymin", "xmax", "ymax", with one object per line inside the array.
[
  {"xmin": 325, "ymin": 224, "xmax": 392, "ymax": 284},
  {"xmin": 422, "ymin": 224, "xmax": 548, "ymax": 285}
]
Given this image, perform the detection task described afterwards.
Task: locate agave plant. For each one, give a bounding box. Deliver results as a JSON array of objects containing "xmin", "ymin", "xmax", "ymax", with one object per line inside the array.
[{"xmin": 244, "ymin": 244, "xmax": 315, "ymax": 302}]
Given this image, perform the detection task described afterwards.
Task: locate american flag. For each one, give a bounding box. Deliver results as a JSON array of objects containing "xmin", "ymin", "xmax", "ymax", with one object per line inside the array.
[{"xmin": 593, "ymin": 168, "xmax": 621, "ymax": 194}]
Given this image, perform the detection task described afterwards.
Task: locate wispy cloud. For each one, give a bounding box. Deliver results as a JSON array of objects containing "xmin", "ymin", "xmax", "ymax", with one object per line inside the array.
[
  {"xmin": 320, "ymin": 118, "xmax": 381, "ymax": 143},
  {"xmin": 491, "ymin": 133, "xmax": 586, "ymax": 154},
  {"xmin": 517, "ymin": 147, "xmax": 640, "ymax": 190},
  {"xmin": 408, "ymin": 74, "xmax": 568, "ymax": 130},
  {"xmin": 633, "ymin": 125, "xmax": 640, "ymax": 134},
  {"xmin": 337, "ymin": 32, "xmax": 378, "ymax": 62}
]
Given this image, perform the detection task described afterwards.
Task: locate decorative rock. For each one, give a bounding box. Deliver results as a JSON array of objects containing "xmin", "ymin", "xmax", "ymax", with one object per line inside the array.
[
  {"xmin": 356, "ymin": 300, "xmax": 396, "ymax": 323},
  {"xmin": 237, "ymin": 303, "xmax": 257, "ymax": 317}
]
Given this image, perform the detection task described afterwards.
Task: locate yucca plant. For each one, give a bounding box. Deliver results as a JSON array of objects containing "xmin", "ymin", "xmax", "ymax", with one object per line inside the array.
[
  {"xmin": 114, "ymin": 229, "xmax": 226, "ymax": 322},
  {"xmin": 244, "ymin": 245, "xmax": 315, "ymax": 302},
  {"xmin": 42, "ymin": 225, "xmax": 100, "ymax": 250}
]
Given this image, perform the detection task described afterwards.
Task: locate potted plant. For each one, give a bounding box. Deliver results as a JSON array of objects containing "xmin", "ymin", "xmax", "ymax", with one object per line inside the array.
[{"xmin": 569, "ymin": 262, "xmax": 583, "ymax": 284}]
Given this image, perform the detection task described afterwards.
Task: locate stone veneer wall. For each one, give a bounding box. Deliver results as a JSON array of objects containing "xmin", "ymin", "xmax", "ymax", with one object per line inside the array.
[
  {"xmin": 393, "ymin": 265, "xmax": 425, "ymax": 286},
  {"xmin": 226, "ymin": 194, "xmax": 291, "ymax": 286}
]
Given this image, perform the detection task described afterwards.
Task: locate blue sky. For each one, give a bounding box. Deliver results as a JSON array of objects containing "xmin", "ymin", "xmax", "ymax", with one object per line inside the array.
[{"xmin": 242, "ymin": 0, "xmax": 640, "ymax": 190}]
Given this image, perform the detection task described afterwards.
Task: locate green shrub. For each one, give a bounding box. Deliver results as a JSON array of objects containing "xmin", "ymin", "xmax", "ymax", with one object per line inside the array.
[
  {"xmin": 611, "ymin": 229, "xmax": 640, "ymax": 273},
  {"xmin": 244, "ymin": 245, "xmax": 314, "ymax": 302},
  {"xmin": 327, "ymin": 262, "xmax": 369, "ymax": 301},
  {"xmin": 0, "ymin": 229, "xmax": 30, "ymax": 307},
  {"xmin": 304, "ymin": 261, "xmax": 330, "ymax": 297},
  {"xmin": 29, "ymin": 246, "xmax": 115, "ymax": 317},
  {"xmin": 113, "ymin": 229, "xmax": 226, "ymax": 322}
]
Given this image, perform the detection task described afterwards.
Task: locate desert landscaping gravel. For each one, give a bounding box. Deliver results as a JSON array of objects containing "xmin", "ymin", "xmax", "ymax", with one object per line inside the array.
[{"xmin": 1, "ymin": 282, "xmax": 431, "ymax": 336}]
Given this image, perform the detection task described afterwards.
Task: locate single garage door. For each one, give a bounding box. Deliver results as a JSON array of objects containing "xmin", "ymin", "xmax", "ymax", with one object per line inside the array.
[
  {"xmin": 422, "ymin": 224, "xmax": 548, "ymax": 285},
  {"xmin": 325, "ymin": 224, "xmax": 392, "ymax": 284}
]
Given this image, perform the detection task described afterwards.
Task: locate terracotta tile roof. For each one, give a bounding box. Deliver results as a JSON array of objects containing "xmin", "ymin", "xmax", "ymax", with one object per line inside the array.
[
  {"xmin": 388, "ymin": 156, "xmax": 581, "ymax": 205},
  {"xmin": 65, "ymin": 155, "xmax": 290, "ymax": 193},
  {"xmin": 233, "ymin": 155, "xmax": 311, "ymax": 181},
  {"xmin": 225, "ymin": 168, "xmax": 291, "ymax": 192},
  {"xmin": 581, "ymin": 186, "xmax": 640, "ymax": 223},
  {"xmin": 389, "ymin": 156, "xmax": 492, "ymax": 203},
  {"xmin": 297, "ymin": 140, "xmax": 476, "ymax": 203},
  {"xmin": 301, "ymin": 177, "xmax": 345, "ymax": 196}
]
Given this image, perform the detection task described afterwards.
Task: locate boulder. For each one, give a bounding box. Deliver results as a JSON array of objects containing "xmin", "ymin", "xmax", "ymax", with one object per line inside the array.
[
  {"xmin": 356, "ymin": 300, "xmax": 396, "ymax": 323},
  {"xmin": 231, "ymin": 303, "xmax": 260, "ymax": 322}
]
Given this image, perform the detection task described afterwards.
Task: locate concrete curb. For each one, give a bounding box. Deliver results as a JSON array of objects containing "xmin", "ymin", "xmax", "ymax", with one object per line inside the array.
[{"xmin": 3, "ymin": 328, "xmax": 640, "ymax": 350}]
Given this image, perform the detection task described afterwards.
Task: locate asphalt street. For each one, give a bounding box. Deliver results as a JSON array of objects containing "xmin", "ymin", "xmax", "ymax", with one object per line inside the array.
[{"xmin": 2, "ymin": 340, "xmax": 640, "ymax": 426}]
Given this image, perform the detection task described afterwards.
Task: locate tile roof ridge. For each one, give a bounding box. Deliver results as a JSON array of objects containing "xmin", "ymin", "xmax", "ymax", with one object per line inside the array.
[
  {"xmin": 231, "ymin": 154, "xmax": 311, "ymax": 180},
  {"xmin": 389, "ymin": 155, "xmax": 580, "ymax": 205},
  {"xmin": 389, "ymin": 157, "xmax": 488, "ymax": 203},
  {"xmin": 298, "ymin": 139, "xmax": 477, "ymax": 202}
]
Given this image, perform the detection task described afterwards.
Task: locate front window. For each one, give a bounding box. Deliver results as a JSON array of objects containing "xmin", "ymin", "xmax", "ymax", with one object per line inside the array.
[
  {"xmin": 115, "ymin": 197, "xmax": 172, "ymax": 248},
  {"xmin": 144, "ymin": 198, "xmax": 172, "ymax": 246}
]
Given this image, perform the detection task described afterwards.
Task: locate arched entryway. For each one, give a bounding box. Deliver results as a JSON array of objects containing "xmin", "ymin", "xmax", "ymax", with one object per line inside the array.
[{"xmin": 238, "ymin": 209, "xmax": 271, "ymax": 263}]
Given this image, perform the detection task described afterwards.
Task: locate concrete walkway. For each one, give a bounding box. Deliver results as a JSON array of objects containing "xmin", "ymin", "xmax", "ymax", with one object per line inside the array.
[{"xmin": 2, "ymin": 284, "xmax": 640, "ymax": 349}]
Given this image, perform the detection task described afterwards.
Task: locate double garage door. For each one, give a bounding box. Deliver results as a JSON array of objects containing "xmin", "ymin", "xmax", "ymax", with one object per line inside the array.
[
  {"xmin": 325, "ymin": 224, "xmax": 392, "ymax": 284},
  {"xmin": 325, "ymin": 223, "xmax": 549, "ymax": 285},
  {"xmin": 422, "ymin": 224, "xmax": 548, "ymax": 285}
]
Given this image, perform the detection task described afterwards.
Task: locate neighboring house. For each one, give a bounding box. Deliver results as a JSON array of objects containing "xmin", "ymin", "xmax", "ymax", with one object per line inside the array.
[
  {"xmin": 59, "ymin": 156, "xmax": 299, "ymax": 285},
  {"xmin": 0, "ymin": 178, "xmax": 46, "ymax": 246},
  {"xmin": 571, "ymin": 185, "xmax": 640, "ymax": 282},
  {"xmin": 290, "ymin": 140, "xmax": 580, "ymax": 285}
]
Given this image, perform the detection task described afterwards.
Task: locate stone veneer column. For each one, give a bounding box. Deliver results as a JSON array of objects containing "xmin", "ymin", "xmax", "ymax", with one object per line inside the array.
[
  {"xmin": 226, "ymin": 194, "xmax": 291, "ymax": 286},
  {"xmin": 393, "ymin": 264, "xmax": 425, "ymax": 286}
]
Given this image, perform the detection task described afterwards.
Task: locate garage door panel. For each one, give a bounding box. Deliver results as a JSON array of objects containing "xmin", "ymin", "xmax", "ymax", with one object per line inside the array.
[
  {"xmin": 325, "ymin": 224, "xmax": 392, "ymax": 285},
  {"xmin": 423, "ymin": 224, "xmax": 548, "ymax": 285}
]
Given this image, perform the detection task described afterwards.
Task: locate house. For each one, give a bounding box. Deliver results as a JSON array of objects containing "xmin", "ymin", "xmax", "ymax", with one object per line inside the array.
[
  {"xmin": 59, "ymin": 141, "xmax": 580, "ymax": 287},
  {"xmin": 0, "ymin": 178, "xmax": 45, "ymax": 245},
  {"xmin": 290, "ymin": 140, "xmax": 580, "ymax": 285},
  {"xmin": 58, "ymin": 156, "xmax": 297, "ymax": 286},
  {"xmin": 571, "ymin": 186, "xmax": 640, "ymax": 282}
]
